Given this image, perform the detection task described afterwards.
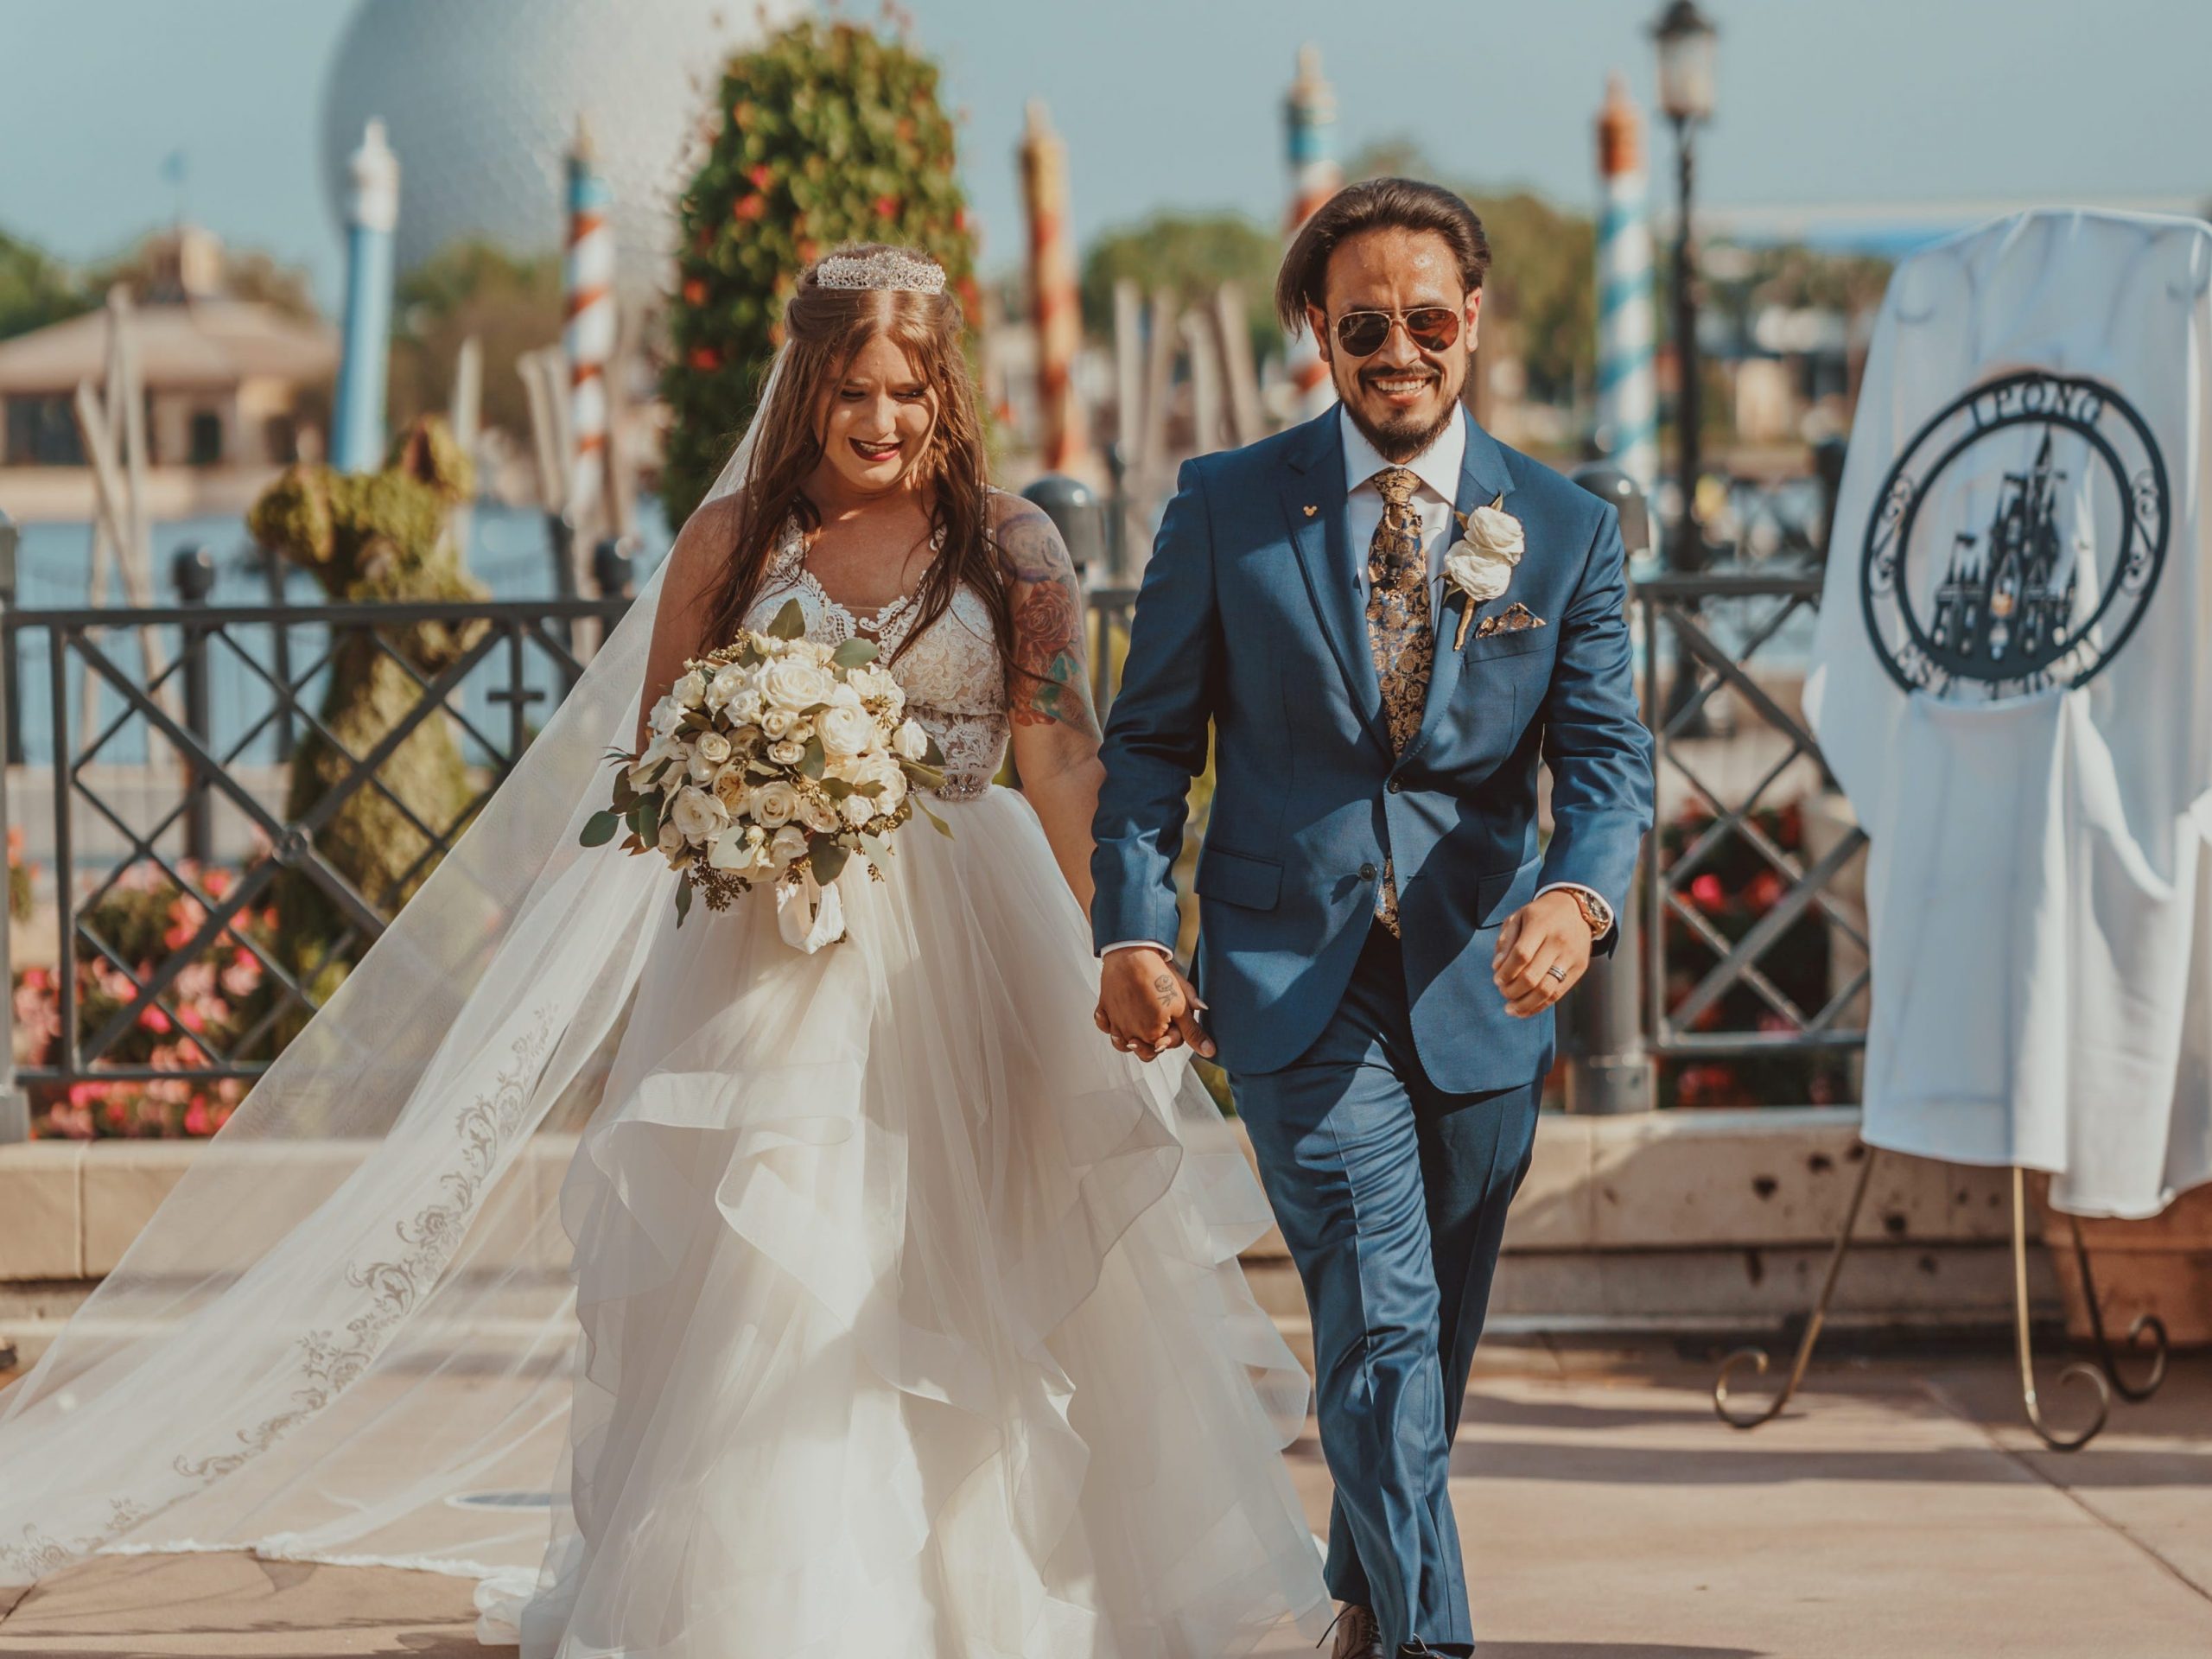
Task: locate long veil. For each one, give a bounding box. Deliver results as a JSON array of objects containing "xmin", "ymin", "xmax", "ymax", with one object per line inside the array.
[{"xmin": 0, "ymin": 354, "xmax": 789, "ymax": 1599}]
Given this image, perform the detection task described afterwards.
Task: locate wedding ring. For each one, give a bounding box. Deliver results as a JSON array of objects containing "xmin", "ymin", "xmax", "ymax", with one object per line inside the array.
[{"xmin": 1546, "ymin": 964, "xmax": 1567, "ymax": 983}]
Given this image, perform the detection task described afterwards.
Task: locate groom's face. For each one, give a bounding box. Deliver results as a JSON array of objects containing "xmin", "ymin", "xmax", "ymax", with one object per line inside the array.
[{"xmin": 1306, "ymin": 227, "xmax": 1481, "ymax": 464}]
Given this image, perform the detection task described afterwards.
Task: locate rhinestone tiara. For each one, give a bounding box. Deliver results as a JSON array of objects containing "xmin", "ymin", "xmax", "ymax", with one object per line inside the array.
[{"xmin": 813, "ymin": 248, "xmax": 948, "ymax": 295}]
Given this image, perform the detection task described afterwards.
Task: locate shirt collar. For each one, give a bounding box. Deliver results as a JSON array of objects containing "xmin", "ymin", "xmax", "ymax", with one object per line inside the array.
[{"xmin": 1339, "ymin": 402, "xmax": 1467, "ymax": 505}]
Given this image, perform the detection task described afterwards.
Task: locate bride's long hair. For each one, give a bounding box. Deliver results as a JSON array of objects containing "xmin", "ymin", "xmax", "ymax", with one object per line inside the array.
[{"xmin": 697, "ymin": 244, "xmax": 1013, "ymax": 671}]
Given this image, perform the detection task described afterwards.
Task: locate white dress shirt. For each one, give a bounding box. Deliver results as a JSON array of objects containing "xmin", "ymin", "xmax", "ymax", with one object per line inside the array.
[{"xmin": 1103, "ymin": 404, "xmax": 1606, "ymax": 957}]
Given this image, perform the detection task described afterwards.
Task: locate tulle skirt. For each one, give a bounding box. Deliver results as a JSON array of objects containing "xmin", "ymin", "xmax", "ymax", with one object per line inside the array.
[{"xmin": 476, "ymin": 786, "xmax": 1330, "ymax": 1657}]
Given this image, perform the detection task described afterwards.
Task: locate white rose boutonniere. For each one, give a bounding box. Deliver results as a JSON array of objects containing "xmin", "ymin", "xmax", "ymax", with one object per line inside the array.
[{"xmin": 1444, "ymin": 493, "xmax": 1525, "ymax": 647}]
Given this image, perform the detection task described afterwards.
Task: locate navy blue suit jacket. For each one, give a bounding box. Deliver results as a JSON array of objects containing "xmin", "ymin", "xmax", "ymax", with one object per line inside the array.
[{"xmin": 1090, "ymin": 407, "xmax": 1656, "ymax": 1095}]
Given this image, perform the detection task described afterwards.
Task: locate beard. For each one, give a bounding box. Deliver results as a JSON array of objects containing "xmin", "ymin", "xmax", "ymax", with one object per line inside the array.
[{"xmin": 1337, "ymin": 360, "xmax": 1465, "ymax": 463}]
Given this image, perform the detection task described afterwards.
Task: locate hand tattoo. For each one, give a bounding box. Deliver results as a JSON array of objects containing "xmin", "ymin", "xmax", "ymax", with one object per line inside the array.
[
  {"xmin": 995, "ymin": 504, "xmax": 1103, "ymax": 741},
  {"xmin": 1153, "ymin": 973, "xmax": 1176, "ymax": 998}
]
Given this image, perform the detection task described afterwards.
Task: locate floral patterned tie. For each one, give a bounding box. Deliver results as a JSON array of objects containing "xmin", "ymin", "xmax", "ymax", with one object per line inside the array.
[{"xmin": 1365, "ymin": 466, "xmax": 1432, "ymax": 934}]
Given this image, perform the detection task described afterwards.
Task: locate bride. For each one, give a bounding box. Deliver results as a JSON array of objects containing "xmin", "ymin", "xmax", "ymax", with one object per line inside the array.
[{"xmin": 0, "ymin": 245, "xmax": 1329, "ymax": 1656}]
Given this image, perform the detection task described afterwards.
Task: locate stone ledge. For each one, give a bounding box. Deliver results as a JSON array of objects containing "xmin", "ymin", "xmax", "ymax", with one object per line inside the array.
[{"xmin": 3, "ymin": 1109, "xmax": 2021, "ymax": 1288}]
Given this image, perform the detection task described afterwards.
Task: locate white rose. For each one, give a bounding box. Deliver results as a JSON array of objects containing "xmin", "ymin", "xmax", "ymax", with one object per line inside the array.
[
  {"xmin": 767, "ymin": 737, "xmax": 807, "ymax": 766},
  {"xmin": 649, "ymin": 694, "xmax": 684, "ymax": 737},
  {"xmin": 695, "ymin": 729, "xmax": 732, "ymax": 766},
  {"xmin": 725, "ymin": 687, "xmax": 765, "ymax": 726},
  {"xmin": 760, "ymin": 658, "xmax": 837, "ymax": 712},
  {"xmin": 799, "ymin": 639, "xmax": 836, "ymax": 667},
  {"xmin": 768, "ymin": 824, "xmax": 810, "ymax": 868},
  {"xmin": 1445, "ymin": 504, "xmax": 1525, "ymax": 607},
  {"xmin": 847, "ymin": 664, "xmax": 900, "ymax": 706},
  {"xmin": 656, "ymin": 820, "xmax": 685, "ymax": 857},
  {"xmin": 817, "ymin": 702, "xmax": 874, "ymax": 759},
  {"xmin": 672, "ymin": 669, "xmax": 707, "ymax": 709},
  {"xmin": 892, "ymin": 719, "xmax": 931, "ymax": 762},
  {"xmin": 857, "ymin": 752, "xmax": 908, "ymax": 806},
  {"xmin": 841, "ymin": 791, "xmax": 878, "ymax": 828},
  {"xmin": 798, "ymin": 793, "xmax": 840, "ymax": 834},
  {"xmin": 760, "ymin": 707, "xmax": 798, "ymax": 740},
  {"xmin": 670, "ymin": 785, "xmax": 727, "ymax": 842},
  {"xmin": 749, "ymin": 779, "xmax": 799, "ymax": 827},
  {"xmin": 712, "ymin": 767, "xmax": 748, "ymax": 810},
  {"xmin": 705, "ymin": 664, "xmax": 750, "ymax": 710}
]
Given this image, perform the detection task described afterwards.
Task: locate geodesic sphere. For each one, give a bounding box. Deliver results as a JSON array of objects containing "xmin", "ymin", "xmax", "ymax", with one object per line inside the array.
[{"xmin": 320, "ymin": 0, "xmax": 800, "ymax": 307}]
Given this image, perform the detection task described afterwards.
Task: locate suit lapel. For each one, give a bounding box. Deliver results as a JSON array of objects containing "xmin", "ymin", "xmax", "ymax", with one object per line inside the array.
[
  {"xmin": 1402, "ymin": 410, "xmax": 1515, "ymax": 766},
  {"xmin": 1281, "ymin": 412, "xmax": 1390, "ymax": 755}
]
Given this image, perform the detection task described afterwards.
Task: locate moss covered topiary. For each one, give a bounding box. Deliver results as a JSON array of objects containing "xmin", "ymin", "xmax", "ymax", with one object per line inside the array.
[
  {"xmin": 247, "ymin": 415, "xmax": 487, "ymax": 991},
  {"xmin": 658, "ymin": 16, "xmax": 982, "ymax": 525}
]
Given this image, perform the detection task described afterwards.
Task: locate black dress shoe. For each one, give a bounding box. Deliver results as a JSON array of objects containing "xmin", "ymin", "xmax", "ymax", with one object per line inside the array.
[{"xmin": 1322, "ymin": 1605, "xmax": 1382, "ymax": 1659}]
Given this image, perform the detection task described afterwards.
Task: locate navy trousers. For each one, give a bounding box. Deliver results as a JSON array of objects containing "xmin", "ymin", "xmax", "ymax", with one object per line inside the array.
[{"xmin": 1231, "ymin": 922, "xmax": 1542, "ymax": 1656}]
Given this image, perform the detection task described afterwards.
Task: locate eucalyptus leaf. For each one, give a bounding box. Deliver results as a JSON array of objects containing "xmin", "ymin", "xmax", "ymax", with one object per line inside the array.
[
  {"xmin": 918, "ymin": 798, "xmax": 954, "ymax": 838},
  {"xmin": 831, "ymin": 636, "xmax": 879, "ymax": 668},
  {"xmin": 767, "ymin": 598, "xmax": 807, "ymax": 640},
  {"xmin": 819, "ymin": 776, "xmax": 854, "ymax": 800},
  {"xmin": 674, "ymin": 880, "xmax": 693, "ymax": 925},
  {"xmin": 799, "ymin": 737, "xmax": 826, "ymax": 779},
  {"xmin": 581, "ymin": 810, "xmax": 622, "ymax": 848},
  {"xmin": 810, "ymin": 841, "xmax": 850, "ymax": 884}
]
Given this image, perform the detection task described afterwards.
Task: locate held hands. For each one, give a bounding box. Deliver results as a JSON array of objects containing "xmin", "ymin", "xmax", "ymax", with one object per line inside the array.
[
  {"xmin": 1492, "ymin": 890, "xmax": 1595, "ymax": 1017},
  {"xmin": 1095, "ymin": 947, "xmax": 1215, "ymax": 1062}
]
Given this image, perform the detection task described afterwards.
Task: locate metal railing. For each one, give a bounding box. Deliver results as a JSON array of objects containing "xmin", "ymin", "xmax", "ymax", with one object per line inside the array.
[
  {"xmin": 0, "ymin": 481, "xmax": 1869, "ymax": 1135},
  {"xmin": 1633, "ymin": 569, "xmax": 1866, "ymax": 1104},
  {"xmin": 2, "ymin": 579, "xmax": 629, "ymax": 1122}
]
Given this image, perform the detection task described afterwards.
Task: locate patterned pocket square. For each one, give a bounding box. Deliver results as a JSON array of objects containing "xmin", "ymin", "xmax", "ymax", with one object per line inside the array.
[{"xmin": 1473, "ymin": 602, "xmax": 1548, "ymax": 639}]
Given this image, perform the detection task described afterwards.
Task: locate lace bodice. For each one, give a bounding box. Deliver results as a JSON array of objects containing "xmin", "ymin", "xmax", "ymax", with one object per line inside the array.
[{"xmin": 744, "ymin": 512, "xmax": 1008, "ymax": 799}]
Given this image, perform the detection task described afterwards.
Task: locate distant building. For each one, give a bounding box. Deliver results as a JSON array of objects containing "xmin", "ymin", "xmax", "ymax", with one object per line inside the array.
[{"xmin": 0, "ymin": 226, "xmax": 337, "ymax": 474}]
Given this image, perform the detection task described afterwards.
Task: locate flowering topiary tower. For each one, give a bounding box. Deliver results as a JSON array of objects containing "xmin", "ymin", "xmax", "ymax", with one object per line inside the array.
[
  {"xmin": 658, "ymin": 16, "xmax": 982, "ymax": 525},
  {"xmin": 246, "ymin": 415, "xmax": 487, "ymax": 995}
]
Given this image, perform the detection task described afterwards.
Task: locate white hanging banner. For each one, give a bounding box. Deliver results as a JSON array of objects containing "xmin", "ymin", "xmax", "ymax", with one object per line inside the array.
[{"xmin": 1807, "ymin": 209, "xmax": 2212, "ymax": 1219}]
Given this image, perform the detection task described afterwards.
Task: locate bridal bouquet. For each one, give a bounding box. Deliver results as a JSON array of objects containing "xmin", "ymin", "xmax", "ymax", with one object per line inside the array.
[{"xmin": 582, "ymin": 600, "xmax": 948, "ymax": 948}]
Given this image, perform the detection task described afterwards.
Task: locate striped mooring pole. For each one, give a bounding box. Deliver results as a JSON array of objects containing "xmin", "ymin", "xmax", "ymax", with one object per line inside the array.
[
  {"xmin": 1282, "ymin": 45, "xmax": 1342, "ymax": 418},
  {"xmin": 331, "ymin": 118, "xmax": 399, "ymax": 474},
  {"xmin": 1595, "ymin": 74, "xmax": 1659, "ymax": 497},
  {"xmin": 563, "ymin": 117, "xmax": 617, "ymax": 569},
  {"xmin": 1020, "ymin": 99, "xmax": 1090, "ymax": 475}
]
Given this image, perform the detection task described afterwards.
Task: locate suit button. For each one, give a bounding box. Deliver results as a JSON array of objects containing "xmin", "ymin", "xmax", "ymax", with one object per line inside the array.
[
  {"xmin": 1359, "ymin": 861, "xmax": 1378, "ymax": 880},
  {"xmin": 1387, "ymin": 779, "xmax": 1403, "ymax": 794}
]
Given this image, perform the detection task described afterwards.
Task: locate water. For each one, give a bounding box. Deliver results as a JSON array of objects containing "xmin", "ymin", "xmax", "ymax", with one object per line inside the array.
[{"xmin": 8, "ymin": 501, "xmax": 675, "ymax": 770}]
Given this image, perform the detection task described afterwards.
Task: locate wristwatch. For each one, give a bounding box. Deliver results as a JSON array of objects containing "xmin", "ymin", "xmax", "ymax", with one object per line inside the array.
[{"xmin": 1567, "ymin": 888, "xmax": 1613, "ymax": 938}]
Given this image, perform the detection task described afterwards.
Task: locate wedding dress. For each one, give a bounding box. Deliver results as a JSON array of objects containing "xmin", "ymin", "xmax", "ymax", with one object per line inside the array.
[
  {"xmin": 481, "ymin": 508, "xmax": 1331, "ymax": 1654},
  {"xmin": 0, "ymin": 415, "xmax": 1328, "ymax": 1654}
]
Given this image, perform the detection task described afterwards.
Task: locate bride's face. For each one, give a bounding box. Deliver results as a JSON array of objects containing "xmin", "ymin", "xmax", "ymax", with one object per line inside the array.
[{"xmin": 816, "ymin": 330, "xmax": 938, "ymax": 496}]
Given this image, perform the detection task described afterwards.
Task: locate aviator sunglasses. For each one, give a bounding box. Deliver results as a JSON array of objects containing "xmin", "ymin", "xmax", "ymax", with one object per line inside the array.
[{"xmin": 1332, "ymin": 305, "xmax": 1463, "ymax": 359}]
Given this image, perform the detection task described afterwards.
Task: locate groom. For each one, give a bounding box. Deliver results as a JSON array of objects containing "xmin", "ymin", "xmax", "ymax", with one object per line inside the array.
[{"xmin": 1091, "ymin": 179, "xmax": 1653, "ymax": 1657}]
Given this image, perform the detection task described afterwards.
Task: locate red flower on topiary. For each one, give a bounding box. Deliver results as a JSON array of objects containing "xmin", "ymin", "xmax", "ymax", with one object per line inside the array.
[
  {"xmin": 690, "ymin": 345, "xmax": 722, "ymax": 372},
  {"xmin": 734, "ymin": 194, "xmax": 767, "ymax": 222},
  {"xmin": 874, "ymin": 194, "xmax": 899, "ymax": 220},
  {"xmin": 748, "ymin": 163, "xmax": 774, "ymax": 190}
]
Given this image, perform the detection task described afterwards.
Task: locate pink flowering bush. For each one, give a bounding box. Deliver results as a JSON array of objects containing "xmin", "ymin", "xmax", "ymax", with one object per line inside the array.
[
  {"xmin": 1658, "ymin": 799, "xmax": 1851, "ymax": 1109},
  {"xmin": 17, "ymin": 860, "xmax": 279, "ymax": 1140}
]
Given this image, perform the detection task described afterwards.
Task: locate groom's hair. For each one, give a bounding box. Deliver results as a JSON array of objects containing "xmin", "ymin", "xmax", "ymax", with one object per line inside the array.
[{"xmin": 1274, "ymin": 178, "xmax": 1491, "ymax": 334}]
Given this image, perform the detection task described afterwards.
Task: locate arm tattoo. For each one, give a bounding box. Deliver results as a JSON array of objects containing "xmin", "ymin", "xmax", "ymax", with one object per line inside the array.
[{"xmin": 998, "ymin": 506, "xmax": 1103, "ymax": 741}]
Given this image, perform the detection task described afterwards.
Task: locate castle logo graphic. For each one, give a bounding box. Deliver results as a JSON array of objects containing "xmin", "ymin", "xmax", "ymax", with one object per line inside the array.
[{"xmin": 1859, "ymin": 369, "xmax": 2170, "ymax": 699}]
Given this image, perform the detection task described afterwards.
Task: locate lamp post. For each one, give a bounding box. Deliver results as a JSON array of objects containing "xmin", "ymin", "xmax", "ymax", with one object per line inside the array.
[{"xmin": 1654, "ymin": 0, "xmax": 1716, "ymax": 572}]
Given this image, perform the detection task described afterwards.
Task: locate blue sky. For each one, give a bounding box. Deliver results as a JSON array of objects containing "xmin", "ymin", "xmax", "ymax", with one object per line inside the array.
[{"xmin": 3, "ymin": 0, "xmax": 2209, "ymax": 309}]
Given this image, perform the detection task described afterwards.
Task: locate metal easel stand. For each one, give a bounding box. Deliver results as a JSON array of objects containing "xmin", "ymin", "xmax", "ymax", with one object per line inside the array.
[{"xmin": 1711, "ymin": 1146, "xmax": 2169, "ymax": 1452}]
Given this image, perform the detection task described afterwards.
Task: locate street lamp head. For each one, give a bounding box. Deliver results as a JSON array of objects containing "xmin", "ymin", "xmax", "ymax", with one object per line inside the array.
[{"xmin": 1653, "ymin": 0, "xmax": 1719, "ymax": 125}]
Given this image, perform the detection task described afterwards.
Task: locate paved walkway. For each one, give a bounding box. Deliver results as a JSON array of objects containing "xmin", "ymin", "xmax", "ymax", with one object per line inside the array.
[{"xmin": 3, "ymin": 1340, "xmax": 2206, "ymax": 1657}]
